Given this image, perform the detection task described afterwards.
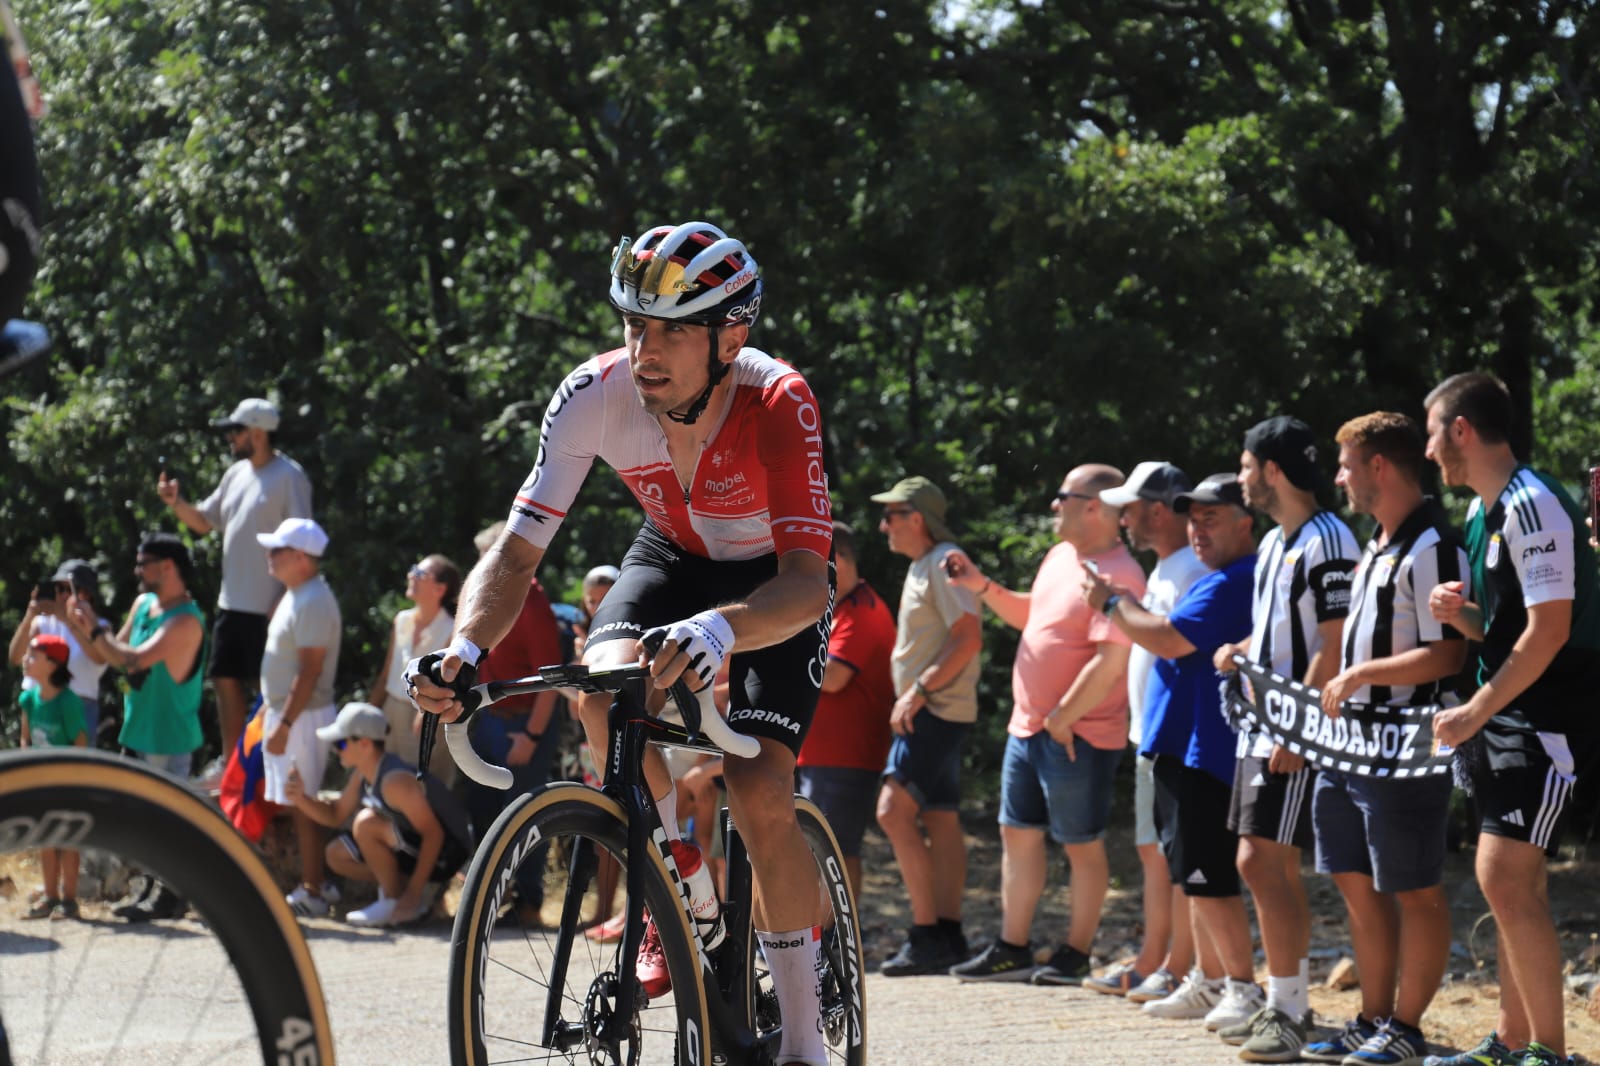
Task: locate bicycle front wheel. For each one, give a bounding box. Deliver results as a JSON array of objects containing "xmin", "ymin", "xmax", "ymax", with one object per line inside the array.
[
  {"xmin": 0, "ymin": 749, "xmax": 334, "ymax": 1065},
  {"xmin": 448, "ymin": 781, "xmax": 711, "ymax": 1066}
]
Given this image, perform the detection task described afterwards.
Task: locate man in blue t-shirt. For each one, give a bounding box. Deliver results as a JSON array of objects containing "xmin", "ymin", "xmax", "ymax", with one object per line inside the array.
[{"xmin": 1084, "ymin": 473, "xmax": 1259, "ymax": 1026}]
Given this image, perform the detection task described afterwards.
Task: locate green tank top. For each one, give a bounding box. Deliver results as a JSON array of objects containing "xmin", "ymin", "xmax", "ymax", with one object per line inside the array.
[{"xmin": 120, "ymin": 593, "xmax": 207, "ymax": 755}]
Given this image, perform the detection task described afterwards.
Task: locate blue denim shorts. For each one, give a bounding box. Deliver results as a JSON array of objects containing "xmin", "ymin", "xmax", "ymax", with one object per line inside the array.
[
  {"xmin": 999, "ymin": 731, "xmax": 1124, "ymax": 844},
  {"xmin": 882, "ymin": 709, "xmax": 971, "ymax": 812},
  {"xmin": 797, "ymin": 766, "xmax": 882, "ymax": 858}
]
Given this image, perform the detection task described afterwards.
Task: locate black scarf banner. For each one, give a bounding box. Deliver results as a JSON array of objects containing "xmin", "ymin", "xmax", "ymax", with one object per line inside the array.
[{"xmin": 1224, "ymin": 656, "xmax": 1452, "ymax": 778}]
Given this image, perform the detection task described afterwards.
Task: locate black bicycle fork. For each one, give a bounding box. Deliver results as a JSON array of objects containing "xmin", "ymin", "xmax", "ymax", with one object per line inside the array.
[{"xmin": 544, "ymin": 673, "xmax": 777, "ymax": 1064}]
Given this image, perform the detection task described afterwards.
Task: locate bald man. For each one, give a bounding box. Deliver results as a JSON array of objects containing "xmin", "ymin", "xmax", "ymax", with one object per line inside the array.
[{"xmin": 943, "ymin": 464, "xmax": 1146, "ymax": 985}]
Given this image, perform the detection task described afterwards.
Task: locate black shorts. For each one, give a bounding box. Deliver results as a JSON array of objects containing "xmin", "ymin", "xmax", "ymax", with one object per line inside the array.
[
  {"xmin": 1153, "ymin": 755, "xmax": 1241, "ymax": 898},
  {"xmin": 585, "ymin": 523, "xmax": 834, "ymax": 757},
  {"xmin": 1227, "ymin": 754, "xmax": 1314, "ymax": 849},
  {"xmin": 1467, "ymin": 710, "xmax": 1588, "ymax": 857},
  {"xmin": 208, "ymin": 609, "xmax": 270, "ymax": 681}
]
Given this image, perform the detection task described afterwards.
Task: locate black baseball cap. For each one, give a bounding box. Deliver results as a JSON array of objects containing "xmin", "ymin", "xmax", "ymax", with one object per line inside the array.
[
  {"xmin": 1243, "ymin": 416, "xmax": 1323, "ymax": 492},
  {"xmin": 1173, "ymin": 473, "xmax": 1250, "ymax": 513}
]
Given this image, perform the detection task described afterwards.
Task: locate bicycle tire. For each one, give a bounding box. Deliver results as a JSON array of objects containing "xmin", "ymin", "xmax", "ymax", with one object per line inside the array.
[
  {"xmin": 448, "ymin": 781, "xmax": 711, "ymax": 1066},
  {"xmin": 0, "ymin": 748, "xmax": 335, "ymax": 1065},
  {"xmin": 735, "ymin": 798, "xmax": 867, "ymax": 1066}
]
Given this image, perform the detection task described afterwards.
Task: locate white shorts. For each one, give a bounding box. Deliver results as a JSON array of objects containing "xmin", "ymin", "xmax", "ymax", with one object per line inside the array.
[{"xmin": 263, "ymin": 704, "xmax": 338, "ymax": 804}]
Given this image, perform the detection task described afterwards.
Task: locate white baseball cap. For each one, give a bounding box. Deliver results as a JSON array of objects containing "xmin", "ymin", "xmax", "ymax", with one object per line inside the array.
[
  {"xmin": 256, "ymin": 517, "xmax": 329, "ymax": 558},
  {"xmin": 584, "ymin": 565, "xmax": 621, "ymax": 587},
  {"xmin": 212, "ymin": 397, "xmax": 281, "ymax": 432},
  {"xmin": 316, "ymin": 702, "xmax": 389, "ymax": 743}
]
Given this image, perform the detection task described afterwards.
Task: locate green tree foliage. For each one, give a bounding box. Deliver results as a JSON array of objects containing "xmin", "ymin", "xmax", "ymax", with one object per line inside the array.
[{"xmin": 4, "ymin": 1, "xmax": 1597, "ymax": 771}]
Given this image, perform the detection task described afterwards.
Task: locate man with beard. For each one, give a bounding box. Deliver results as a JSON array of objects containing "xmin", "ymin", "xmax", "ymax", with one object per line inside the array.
[
  {"xmin": 62, "ymin": 532, "xmax": 206, "ymax": 921},
  {"xmin": 159, "ymin": 397, "xmax": 312, "ymax": 761},
  {"xmin": 1421, "ymin": 373, "xmax": 1599, "ymax": 1066},
  {"xmin": 1215, "ymin": 416, "xmax": 1360, "ymax": 1061}
]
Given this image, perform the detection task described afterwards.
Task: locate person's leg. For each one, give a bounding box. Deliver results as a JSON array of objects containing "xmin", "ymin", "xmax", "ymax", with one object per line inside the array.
[
  {"xmin": 1236, "ymin": 835, "xmax": 1308, "ymax": 975},
  {"xmin": 1477, "ymin": 833, "xmax": 1560, "ymax": 1053},
  {"xmin": 351, "ymin": 809, "xmax": 405, "ymax": 899},
  {"xmin": 999, "ymin": 825, "xmax": 1048, "ymax": 945},
  {"xmin": 876, "ymin": 777, "xmax": 937, "ymax": 925},
  {"xmin": 1062, "ymin": 838, "xmax": 1109, "ymax": 954},
  {"xmin": 1392, "ymin": 883, "xmax": 1451, "ymax": 1027},
  {"xmin": 1191, "ymin": 895, "xmax": 1255, "ymax": 979},
  {"xmin": 294, "ymin": 809, "xmax": 327, "ymax": 891},
  {"xmin": 212, "ymin": 677, "xmax": 248, "ymax": 760},
  {"xmin": 1332, "ymin": 871, "xmax": 1398, "ymax": 1021},
  {"xmin": 1132, "ymin": 755, "xmax": 1172, "ymax": 976},
  {"xmin": 59, "ymin": 848, "xmax": 79, "ymax": 902},
  {"xmin": 40, "ymin": 848, "xmax": 59, "ymax": 900},
  {"xmin": 325, "ymin": 835, "xmax": 374, "ymax": 883},
  {"xmin": 723, "ymin": 741, "xmax": 820, "ymax": 933},
  {"xmin": 1167, "ymin": 891, "xmax": 1196, "ymax": 976}
]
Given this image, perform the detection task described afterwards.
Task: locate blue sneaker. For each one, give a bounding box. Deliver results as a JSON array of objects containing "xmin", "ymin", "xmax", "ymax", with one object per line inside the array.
[
  {"xmin": 1345, "ymin": 1018, "xmax": 1427, "ymax": 1065},
  {"xmin": 1421, "ymin": 1032, "xmax": 1516, "ymax": 1066},
  {"xmin": 1303, "ymin": 1015, "xmax": 1380, "ymax": 1063}
]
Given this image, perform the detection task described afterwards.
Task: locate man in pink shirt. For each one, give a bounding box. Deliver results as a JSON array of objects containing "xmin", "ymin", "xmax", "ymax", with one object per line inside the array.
[{"xmin": 943, "ymin": 464, "xmax": 1147, "ymax": 984}]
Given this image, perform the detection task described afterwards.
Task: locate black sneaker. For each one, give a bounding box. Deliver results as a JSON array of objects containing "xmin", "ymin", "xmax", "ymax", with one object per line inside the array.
[
  {"xmin": 879, "ymin": 926, "xmax": 956, "ymax": 977},
  {"xmin": 943, "ymin": 923, "xmax": 969, "ymax": 961},
  {"xmin": 111, "ymin": 874, "xmax": 156, "ymax": 920},
  {"xmin": 131, "ymin": 881, "xmax": 187, "ymax": 921},
  {"xmin": 1030, "ymin": 945, "xmax": 1092, "ymax": 986},
  {"xmin": 950, "ymin": 940, "xmax": 1037, "ymax": 982}
]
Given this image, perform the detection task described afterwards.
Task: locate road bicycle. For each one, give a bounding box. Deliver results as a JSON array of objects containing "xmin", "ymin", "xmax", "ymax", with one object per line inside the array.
[
  {"xmin": 0, "ymin": 748, "xmax": 335, "ymax": 1065},
  {"xmin": 437, "ymin": 662, "xmax": 867, "ymax": 1066}
]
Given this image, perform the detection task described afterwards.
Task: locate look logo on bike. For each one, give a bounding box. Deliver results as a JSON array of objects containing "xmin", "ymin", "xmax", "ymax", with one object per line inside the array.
[{"xmin": 409, "ymin": 220, "xmax": 837, "ymax": 1066}]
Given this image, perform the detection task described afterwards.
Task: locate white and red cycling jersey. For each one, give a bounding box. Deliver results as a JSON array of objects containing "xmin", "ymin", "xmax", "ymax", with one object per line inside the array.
[{"xmin": 506, "ymin": 347, "xmax": 833, "ymax": 562}]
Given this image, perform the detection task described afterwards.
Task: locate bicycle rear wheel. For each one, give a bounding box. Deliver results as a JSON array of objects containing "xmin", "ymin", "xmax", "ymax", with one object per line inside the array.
[
  {"xmin": 737, "ymin": 798, "xmax": 867, "ymax": 1066},
  {"xmin": 0, "ymin": 749, "xmax": 334, "ymax": 1064},
  {"xmin": 447, "ymin": 781, "xmax": 711, "ymax": 1066}
]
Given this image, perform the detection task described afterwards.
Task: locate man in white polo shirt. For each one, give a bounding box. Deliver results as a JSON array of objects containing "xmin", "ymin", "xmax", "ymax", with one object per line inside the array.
[{"xmin": 256, "ymin": 517, "xmax": 343, "ymax": 919}]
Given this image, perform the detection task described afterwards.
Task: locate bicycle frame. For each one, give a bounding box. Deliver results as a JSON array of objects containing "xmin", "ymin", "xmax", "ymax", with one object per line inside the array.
[{"xmin": 531, "ymin": 669, "xmax": 775, "ymax": 1062}]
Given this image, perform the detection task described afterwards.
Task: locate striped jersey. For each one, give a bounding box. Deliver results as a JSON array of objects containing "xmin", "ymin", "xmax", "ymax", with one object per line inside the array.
[
  {"xmin": 1243, "ymin": 509, "xmax": 1359, "ymax": 756},
  {"xmin": 506, "ymin": 347, "xmax": 833, "ymax": 562},
  {"xmin": 1339, "ymin": 500, "xmax": 1468, "ymax": 707},
  {"xmin": 1465, "ymin": 465, "xmax": 1600, "ymax": 727}
]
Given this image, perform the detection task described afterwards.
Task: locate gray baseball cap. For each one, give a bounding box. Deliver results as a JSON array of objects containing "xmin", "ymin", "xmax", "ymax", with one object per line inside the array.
[{"xmin": 1099, "ymin": 462, "xmax": 1192, "ymax": 507}]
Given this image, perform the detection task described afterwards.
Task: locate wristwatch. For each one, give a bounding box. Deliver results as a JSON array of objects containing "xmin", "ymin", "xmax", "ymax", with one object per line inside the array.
[{"xmin": 1101, "ymin": 594, "xmax": 1121, "ymax": 617}]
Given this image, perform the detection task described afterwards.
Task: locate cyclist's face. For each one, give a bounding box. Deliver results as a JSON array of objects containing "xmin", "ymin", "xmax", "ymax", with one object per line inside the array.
[{"xmin": 623, "ymin": 315, "xmax": 715, "ymax": 416}]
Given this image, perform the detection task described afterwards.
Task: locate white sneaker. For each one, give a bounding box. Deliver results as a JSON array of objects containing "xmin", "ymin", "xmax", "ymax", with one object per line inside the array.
[
  {"xmin": 1141, "ymin": 971, "xmax": 1225, "ymax": 1019},
  {"xmin": 346, "ymin": 895, "xmax": 398, "ymax": 928},
  {"xmin": 1202, "ymin": 979, "xmax": 1265, "ymax": 1031},
  {"xmin": 285, "ymin": 884, "xmax": 330, "ymax": 918}
]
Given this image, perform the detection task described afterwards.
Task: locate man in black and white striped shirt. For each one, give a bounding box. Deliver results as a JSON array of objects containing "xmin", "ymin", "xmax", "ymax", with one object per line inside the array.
[
  {"xmin": 1302, "ymin": 413, "xmax": 1468, "ymax": 1065},
  {"xmin": 1214, "ymin": 416, "xmax": 1360, "ymax": 1059}
]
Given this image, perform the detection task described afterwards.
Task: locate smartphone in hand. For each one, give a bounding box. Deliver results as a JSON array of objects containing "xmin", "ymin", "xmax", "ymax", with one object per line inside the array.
[{"xmin": 1083, "ymin": 559, "xmax": 1100, "ymax": 577}]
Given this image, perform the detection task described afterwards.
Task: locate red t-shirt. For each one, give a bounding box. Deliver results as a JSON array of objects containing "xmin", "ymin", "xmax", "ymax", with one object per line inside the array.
[
  {"xmin": 798, "ymin": 581, "xmax": 897, "ymax": 771},
  {"xmin": 478, "ymin": 578, "xmax": 563, "ymax": 713}
]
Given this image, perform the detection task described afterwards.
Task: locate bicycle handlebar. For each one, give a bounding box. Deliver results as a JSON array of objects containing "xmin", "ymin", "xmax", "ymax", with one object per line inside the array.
[{"xmin": 445, "ymin": 664, "xmax": 760, "ymax": 790}]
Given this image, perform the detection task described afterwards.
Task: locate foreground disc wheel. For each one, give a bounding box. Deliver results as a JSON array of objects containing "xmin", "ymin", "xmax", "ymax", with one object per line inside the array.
[
  {"xmin": 0, "ymin": 749, "xmax": 334, "ymax": 1064},
  {"xmin": 448, "ymin": 782, "xmax": 710, "ymax": 1066}
]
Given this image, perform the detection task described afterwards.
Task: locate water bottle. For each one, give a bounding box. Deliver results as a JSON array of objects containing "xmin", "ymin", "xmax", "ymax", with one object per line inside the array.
[{"xmin": 668, "ymin": 837, "xmax": 725, "ymax": 950}]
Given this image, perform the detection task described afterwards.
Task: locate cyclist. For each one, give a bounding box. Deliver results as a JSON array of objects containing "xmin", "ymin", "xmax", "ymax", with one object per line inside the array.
[{"xmin": 410, "ymin": 221, "xmax": 836, "ymax": 1066}]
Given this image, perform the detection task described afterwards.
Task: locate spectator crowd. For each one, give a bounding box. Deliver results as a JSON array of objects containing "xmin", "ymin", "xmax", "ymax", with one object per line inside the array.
[{"xmin": 9, "ymin": 371, "xmax": 1598, "ymax": 1066}]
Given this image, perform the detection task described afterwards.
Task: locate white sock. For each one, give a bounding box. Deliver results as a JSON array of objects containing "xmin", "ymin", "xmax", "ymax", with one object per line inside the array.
[
  {"xmin": 1225, "ymin": 975, "xmax": 1255, "ymax": 998},
  {"xmin": 655, "ymin": 787, "xmax": 681, "ymax": 843},
  {"xmin": 1298, "ymin": 956, "xmax": 1310, "ymax": 990},
  {"xmin": 759, "ymin": 926, "xmax": 825, "ymax": 1066},
  {"xmin": 1267, "ymin": 972, "xmax": 1307, "ymax": 1018}
]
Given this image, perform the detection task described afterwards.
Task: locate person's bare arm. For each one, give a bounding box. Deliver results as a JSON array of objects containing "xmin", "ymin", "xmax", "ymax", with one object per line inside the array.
[
  {"xmin": 7, "ymin": 605, "xmax": 40, "ymax": 665},
  {"xmin": 279, "ymin": 646, "xmax": 330, "ymax": 725},
  {"xmin": 1321, "ymin": 641, "xmax": 1467, "ymax": 717},
  {"xmin": 820, "ymin": 657, "xmax": 857, "ymax": 694},
  {"xmin": 382, "ymin": 773, "xmax": 447, "ymax": 914},
  {"xmin": 890, "ymin": 610, "xmax": 982, "ymax": 735},
  {"xmin": 712, "ymin": 549, "xmax": 831, "ymax": 652},
  {"xmin": 1435, "ymin": 599, "xmax": 1570, "ymax": 747},
  {"xmin": 286, "ymin": 770, "xmax": 363, "ymax": 828},
  {"xmin": 69, "ymin": 602, "xmax": 203, "ymax": 677},
  {"xmin": 157, "ymin": 473, "xmax": 214, "ymax": 535},
  {"xmin": 1043, "ymin": 642, "xmax": 1133, "ymax": 755},
  {"xmin": 1304, "ymin": 618, "xmax": 1346, "ymax": 689},
  {"xmin": 1107, "ymin": 598, "xmax": 1198, "ymax": 660}
]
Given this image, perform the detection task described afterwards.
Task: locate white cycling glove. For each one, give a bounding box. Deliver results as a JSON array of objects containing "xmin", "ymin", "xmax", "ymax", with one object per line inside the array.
[{"xmin": 644, "ymin": 609, "xmax": 734, "ymax": 689}]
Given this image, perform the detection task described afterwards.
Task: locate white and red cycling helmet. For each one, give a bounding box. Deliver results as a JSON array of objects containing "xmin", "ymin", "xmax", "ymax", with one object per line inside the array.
[{"xmin": 609, "ymin": 221, "xmax": 762, "ymax": 328}]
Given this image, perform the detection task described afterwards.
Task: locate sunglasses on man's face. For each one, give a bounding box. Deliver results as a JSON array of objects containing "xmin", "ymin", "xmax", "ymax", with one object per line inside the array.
[{"xmin": 881, "ymin": 508, "xmax": 915, "ymax": 521}]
